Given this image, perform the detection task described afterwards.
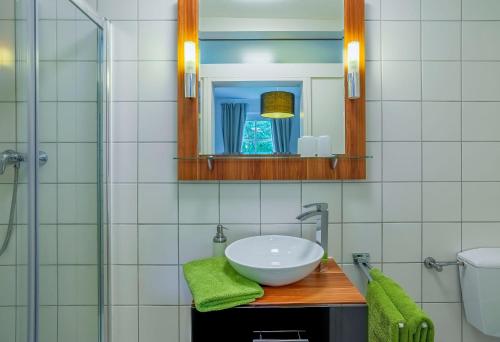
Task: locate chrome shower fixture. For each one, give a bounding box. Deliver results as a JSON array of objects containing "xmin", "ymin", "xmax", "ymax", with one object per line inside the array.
[{"xmin": 0, "ymin": 150, "xmax": 24, "ymax": 174}]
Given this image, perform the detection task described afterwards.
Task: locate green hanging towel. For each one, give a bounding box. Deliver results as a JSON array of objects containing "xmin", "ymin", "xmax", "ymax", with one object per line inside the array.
[
  {"xmin": 367, "ymin": 280, "xmax": 406, "ymax": 342},
  {"xmin": 183, "ymin": 256, "xmax": 264, "ymax": 312},
  {"xmin": 370, "ymin": 268, "xmax": 435, "ymax": 342}
]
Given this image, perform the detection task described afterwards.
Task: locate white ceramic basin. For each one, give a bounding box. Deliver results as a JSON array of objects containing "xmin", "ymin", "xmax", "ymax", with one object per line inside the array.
[{"xmin": 225, "ymin": 235, "xmax": 324, "ymax": 286}]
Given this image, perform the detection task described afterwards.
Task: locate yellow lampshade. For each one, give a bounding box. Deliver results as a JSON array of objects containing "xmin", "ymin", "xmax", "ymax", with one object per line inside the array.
[{"xmin": 260, "ymin": 91, "xmax": 295, "ymax": 119}]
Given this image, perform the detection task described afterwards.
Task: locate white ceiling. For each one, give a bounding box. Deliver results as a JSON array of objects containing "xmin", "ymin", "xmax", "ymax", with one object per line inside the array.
[{"xmin": 200, "ymin": 0, "xmax": 343, "ymax": 21}]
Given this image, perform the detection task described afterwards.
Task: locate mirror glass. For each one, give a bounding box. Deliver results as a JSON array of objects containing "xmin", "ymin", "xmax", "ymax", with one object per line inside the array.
[{"xmin": 198, "ymin": 0, "xmax": 345, "ymax": 157}]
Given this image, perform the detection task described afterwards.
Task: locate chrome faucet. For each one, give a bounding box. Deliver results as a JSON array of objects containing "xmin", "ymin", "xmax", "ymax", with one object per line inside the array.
[{"xmin": 296, "ymin": 203, "xmax": 329, "ymax": 269}]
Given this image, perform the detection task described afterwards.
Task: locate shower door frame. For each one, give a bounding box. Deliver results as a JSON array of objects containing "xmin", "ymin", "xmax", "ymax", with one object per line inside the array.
[{"xmin": 26, "ymin": 0, "xmax": 111, "ymax": 341}]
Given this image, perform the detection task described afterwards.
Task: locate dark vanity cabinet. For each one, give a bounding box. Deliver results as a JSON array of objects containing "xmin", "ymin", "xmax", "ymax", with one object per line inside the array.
[{"xmin": 192, "ymin": 305, "xmax": 367, "ymax": 342}]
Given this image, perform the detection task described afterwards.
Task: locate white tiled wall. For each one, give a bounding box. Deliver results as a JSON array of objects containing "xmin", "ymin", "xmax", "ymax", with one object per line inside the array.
[{"xmin": 95, "ymin": 0, "xmax": 500, "ymax": 341}]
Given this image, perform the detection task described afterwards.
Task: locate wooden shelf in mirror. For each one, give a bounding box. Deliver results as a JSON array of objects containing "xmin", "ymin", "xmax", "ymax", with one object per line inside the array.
[{"xmin": 177, "ymin": 0, "xmax": 366, "ymax": 181}]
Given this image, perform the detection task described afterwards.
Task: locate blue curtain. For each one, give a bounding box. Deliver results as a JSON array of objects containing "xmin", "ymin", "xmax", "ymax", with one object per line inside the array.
[
  {"xmin": 272, "ymin": 118, "xmax": 292, "ymax": 154},
  {"xmin": 221, "ymin": 103, "xmax": 247, "ymax": 154}
]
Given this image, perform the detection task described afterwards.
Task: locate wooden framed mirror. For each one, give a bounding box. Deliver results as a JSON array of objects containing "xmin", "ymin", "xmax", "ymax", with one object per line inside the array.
[{"xmin": 177, "ymin": 0, "xmax": 366, "ymax": 180}]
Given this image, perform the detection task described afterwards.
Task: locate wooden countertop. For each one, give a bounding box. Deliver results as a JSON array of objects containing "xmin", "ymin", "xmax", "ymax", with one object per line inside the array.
[{"xmin": 248, "ymin": 259, "xmax": 366, "ymax": 306}]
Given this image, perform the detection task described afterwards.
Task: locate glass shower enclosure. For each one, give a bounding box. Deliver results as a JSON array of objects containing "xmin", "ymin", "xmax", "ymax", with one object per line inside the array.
[{"xmin": 0, "ymin": 0, "xmax": 109, "ymax": 341}]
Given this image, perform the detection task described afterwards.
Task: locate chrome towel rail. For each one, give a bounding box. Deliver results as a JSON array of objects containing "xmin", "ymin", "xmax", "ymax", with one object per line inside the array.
[
  {"xmin": 353, "ymin": 253, "xmax": 373, "ymax": 282},
  {"xmin": 353, "ymin": 253, "xmax": 429, "ymax": 331},
  {"xmin": 424, "ymin": 257, "xmax": 464, "ymax": 272}
]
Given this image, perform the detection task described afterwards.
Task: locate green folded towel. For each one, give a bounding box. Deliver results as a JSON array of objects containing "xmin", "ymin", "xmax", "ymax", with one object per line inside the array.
[
  {"xmin": 367, "ymin": 280, "xmax": 405, "ymax": 342},
  {"xmin": 370, "ymin": 268, "xmax": 435, "ymax": 342},
  {"xmin": 183, "ymin": 256, "xmax": 264, "ymax": 312}
]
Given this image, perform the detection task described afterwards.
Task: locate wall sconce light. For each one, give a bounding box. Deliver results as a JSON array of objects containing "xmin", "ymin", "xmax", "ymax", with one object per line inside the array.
[
  {"xmin": 347, "ymin": 41, "xmax": 360, "ymax": 99},
  {"xmin": 0, "ymin": 47, "xmax": 13, "ymax": 68},
  {"xmin": 184, "ymin": 41, "xmax": 196, "ymax": 98}
]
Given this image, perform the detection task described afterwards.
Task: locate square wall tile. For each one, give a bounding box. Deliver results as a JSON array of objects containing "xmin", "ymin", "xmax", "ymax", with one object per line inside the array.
[
  {"xmin": 422, "ymin": 266, "xmax": 461, "ymax": 302},
  {"xmin": 111, "ymin": 225, "xmax": 138, "ymax": 265},
  {"xmin": 0, "ymin": 266, "xmax": 15, "ymax": 305},
  {"xmin": 302, "ymin": 183, "xmax": 342, "ymax": 222},
  {"xmin": 112, "ymin": 21, "xmax": 138, "ymax": 61},
  {"xmin": 366, "ymin": 61, "xmax": 381, "ymax": 101},
  {"xmin": 58, "ymin": 225, "xmax": 98, "ymax": 264},
  {"xmin": 261, "ymin": 183, "xmax": 301, "ymax": 224},
  {"xmin": 111, "ymin": 184, "xmax": 137, "ymax": 224},
  {"xmin": 139, "ymin": 225, "xmax": 178, "ymax": 265},
  {"xmin": 383, "ymin": 263, "xmax": 421, "ymax": 302},
  {"xmin": 139, "ymin": 183, "xmax": 178, "ymax": 224},
  {"xmin": 262, "ymin": 224, "xmax": 301, "ymax": 237},
  {"xmin": 382, "ymin": 102, "xmax": 421, "ymax": 141},
  {"xmin": 111, "ymin": 102, "xmax": 138, "ymax": 142},
  {"xmin": 0, "ymin": 308, "xmax": 15, "ymax": 341},
  {"xmin": 381, "ymin": 0, "xmax": 420, "ymax": 20},
  {"xmin": 138, "ymin": 142, "xmax": 177, "ymax": 182},
  {"xmin": 383, "ymin": 223, "xmax": 421, "ymax": 262},
  {"xmin": 57, "ymin": 306, "xmax": 98, "ymax": 342},
  {"xmin": 383, "ymin": 142, "xmax": 421, "ymax": 181},
  {"xmin": 58, "ymin": 184, "xmax": 97, "ymax": 224},
  {"xmin": 382, "ymin": 61, "xmax": 421, "ymax": 101},
  {"xmin": 462, "ymin": 102, "xmax": 500, "ymax": 141},
  {"xmin": 220, "ymin": 183, "xmax": 260, "ymax": 224},
  {"xmin": 463, "ymin": 62, "xmax": 500, "ymax": 101},
  {"xmin": 139, "ymin": 0, "xmax": 177, "ymax": 20},
  {"xmin": 365, "ymin": 21, "xmax": 381, "ymax": 61},
  {"xmin": 423, "ymin": 142, "xmax": 461, "ymax": 181},
  {"xmin": 365, "ymin": 0, "xmax": 381, "ymax": 20},
  {"xmin": 139, "ymin": 21, "xmax": 177, "ymax": 60},
  {"xmin": 138, "ymin": 102, "xmax": 177, "ymax": 142},
  {"xmin": 138, "ymin": 61, "xmax": 177, "ymax": 101},
  {"xmin": 423, "ymin": 223, "xmax": 461, "ymax": 261},
  {"xmin": 422, "ymin": 21, "xmax": 461, "ymax": 60},
  {"xmin": 139, "ymin": 306, "xmax": 179, "ymax": 342},
  {"xmin": 99, "ymin": 0, "xmax": 138, "ymax": 19},
  {"xmin": 366, "ymin": 101, "xmax": 382, "ymax": 141},
  {"xmin": 462, "ymin": 0, "xmax": 500, "ymax": 20},
  {"xmin": 58, "ymin": 266, "xmax": 98, "ymax": 305},
  {"xmin": 422, "ymin": 182, "xmax": 461, "ymax": 222},
  {"xmin": 343, "ymin": 223, "xmax": 382, "ymax": 263},
  {"xmin": 381, "ymin": 21, "xmax": 420, "ymax": 60},
  {"xmin": 57, "ymin": 102, "xmax": 97, "ymax": 142},
  {"xmin": 366, "ymin": 142, "xmax": 382, "ymax": 182},
  {"xmin": 139, "ymin": 265, "xmax": 178, "ymax": 305},
  {"xmin": 422, "ymin": 102, "xmax": 461, "ymax": 141},
  {"xmin": 58, "ymin": 143, "xmax": 98, "ymax": 183},
  {"xmin": 226, "ymin": 224, "xmax": 260, "ymax": 244},
  {"xmin": 179, "ymin": 225, "xmax": 214, "ymax": 263},
  {"xmin": 422, "ymin": 62, "xmax": 461, "ymax": 101},
  {"xmin": 112, "ymin": 307, "xmax": 138, "ymax": 342},
  {"xmin": 110, "ymin": 143, "xmax": 137, "ymax": 183},
  {"xmin": 422, "ymin": 0, "xmax": 461, "ymax": 20},
  {"xmin": 343, "ymin": 183, "xmax": 382, "ymax": 222},
  {"xmin": 39, "ymin": 21, "xmax": 56, "ymax": 61},
  {"xmin": 0, "ymin": 0, "xmax": 14, "ymax": 19},
  {"xmin": 112, "ymin": 62, "xmax": 138, "ymax": 101},
  {"xmin": 111, "ymin": 265, "xmax": 138, "ymax": 305},
  {"xmin": 463, "ymin": 182, "xmax": 500, "ymax": 221},
  {"xmin": 179, "ymin": 183, "xmax": 219, "ymax": 224},
  {"xmin": 383, "ymin": 182, "xmax": 421, "ymax": 222},
  {"xmin": 463, "ymin": 223, "xmax": 500, "ymax": 250},
  {"xmin": 180, "ymin": 306, "xmax": 192, "ymax": 342},
  {"xmin": 463, "ymin": 142, "xmax": 500, "ymax": 181},
  {"xmin": 423, "ymin": 303, "xmax": 462, "ymax": 342}
]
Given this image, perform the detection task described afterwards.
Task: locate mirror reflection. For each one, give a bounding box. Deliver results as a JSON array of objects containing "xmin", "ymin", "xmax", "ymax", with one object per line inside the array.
[{"xmin": 198, "ymin": 0, "xmax": 345, "ymax": 157}]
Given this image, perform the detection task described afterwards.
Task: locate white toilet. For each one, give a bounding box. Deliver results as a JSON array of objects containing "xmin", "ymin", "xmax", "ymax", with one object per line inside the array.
[{"xmin": 458, "ymin": 248, "xmax": 500, "ymax": 337}]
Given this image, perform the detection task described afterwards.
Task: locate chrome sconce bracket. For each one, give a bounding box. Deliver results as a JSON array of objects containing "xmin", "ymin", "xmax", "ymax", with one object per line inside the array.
[
  {"xmin": 424, "ymin": 256, "xmax": 464, "ymax": 272},
  {"xmin": 353, "ymin": 252, "xmax": 371, "ymax": 265},
  {"xmin": 184, "ymin": 72, "xmax": 196, "ymax": 98}
]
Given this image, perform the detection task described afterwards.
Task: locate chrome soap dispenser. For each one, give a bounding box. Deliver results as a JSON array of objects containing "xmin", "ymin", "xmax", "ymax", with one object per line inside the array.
[{"xmin": 213, "ymin": 224, "xmax": 228, "ymax": 257}]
